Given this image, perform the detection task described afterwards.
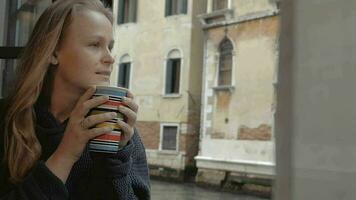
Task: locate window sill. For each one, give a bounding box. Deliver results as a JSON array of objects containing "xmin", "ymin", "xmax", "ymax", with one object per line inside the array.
[
  {"xmin": 117, "ymin": 22, "xmax": 136, "ymax": 27},
  {"xmin": 198, "ymin": 8, "xmax": 234, "ymax": 28},
  {"xmin": 212, "ymin": 85, "xmax": 235, "ymax": 92},
  {"xmin": 165, "ymin": 13, "xmax": 187, "ymax": 18},
  {"xmin": 158, "ymin": 150, "xmax": 180, "ymax": 155},
  {"xmin": 162, "ymin": 94, "xmax": 182, "ymax": 98}
]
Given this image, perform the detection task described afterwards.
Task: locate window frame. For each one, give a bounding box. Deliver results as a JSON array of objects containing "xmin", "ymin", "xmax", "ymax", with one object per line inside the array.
[
  {"xmin": 159, "ymin": 123, "xmax": 180, "ymax": 152},
  {"xmin": 0, "ymin": 0, "xmax": 54, "ymax": 97},
  {"xmin": 217, "ymin": 38, "xmax": 234, "ymax": 87},
  {"xmin": 118, "ymin": 62, "xmax": 131, "ymax": 89},
  {"xmin": 163, "ymin": 49, "xmax": 183, "ymax": 97},
  {"xmin": 118, "ymin": 54, "xmax": 132, "ymax": 90},
  {"xmin": 165, "ymin": 58, "xmax": 181, "ymax": 94},
  {"xmin": 212, "ymin": 0, "xmax": 228, "ymax": 11},
  {"xmin": 118, "ymin": 0, "xmax": 137, "ymax": 25},
  {"xmin": 165, "ymin": 0, "xmax": 188, "ymax": 17}
]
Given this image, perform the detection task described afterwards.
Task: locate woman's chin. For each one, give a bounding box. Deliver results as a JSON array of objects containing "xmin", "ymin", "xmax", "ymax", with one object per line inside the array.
[
  {"xmin": 84, "ymin": 78, "xmax": 111, "ymax": 88},
  {"xmin": 94, "ymin": 80, "xmax": 110, "ymax": 86}
]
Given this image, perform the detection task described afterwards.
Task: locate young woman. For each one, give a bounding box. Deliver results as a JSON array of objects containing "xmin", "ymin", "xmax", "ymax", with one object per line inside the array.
[{"xmin": 0, "ymin": 0, "xmax": 150, "ymax": 199}]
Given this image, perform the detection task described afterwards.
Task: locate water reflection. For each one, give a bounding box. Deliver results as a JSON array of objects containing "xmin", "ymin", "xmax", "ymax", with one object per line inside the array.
[{"xmin": 151, "ymin": 180, "xmax": 268, "ymax": 200}]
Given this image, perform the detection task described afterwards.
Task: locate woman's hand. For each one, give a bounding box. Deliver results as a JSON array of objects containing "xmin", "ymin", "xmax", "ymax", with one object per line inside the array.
[
  {"xmin": 117, "ymin": 90, "xmax": 139, "ymax": 147},
  {"xmin": 46, "ymin": 86, "xmax": 116, "ymax": 182}
]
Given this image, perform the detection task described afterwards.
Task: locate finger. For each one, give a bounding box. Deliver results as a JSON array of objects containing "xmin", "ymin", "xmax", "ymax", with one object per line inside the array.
[
  {"xmin": 117, "ymin": 120, "xmax": 134, "ymax": 140},
  {"xmin": 77, "ymin": 95, "xmax": 109, "ymax": 117},
  {"xmin": 82, "ymin": 112, "xmax": 117, "ymax": 129},
  {"xmin": 122, "ymin": 97, "xmax": 139, "ymax": 113},
  {"xmin": 88, "ymin": 126, "xmax": 113, "ymax": 139},
  {"xmin": 76, "ymin": 86, "xmax": 96, "ymax": 106},
  {"xmin": 118, "ymin": 106, "xmax": 137, "ymax": 126},
  {"xmin": 126, "ymin": 90, "xmax": 134, "ymax": 99}
]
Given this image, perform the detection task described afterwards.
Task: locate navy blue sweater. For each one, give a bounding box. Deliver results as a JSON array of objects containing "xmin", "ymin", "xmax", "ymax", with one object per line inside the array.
[{"xmin": 0, "ymin": 99, "xmax": 150, "ymax": 199}]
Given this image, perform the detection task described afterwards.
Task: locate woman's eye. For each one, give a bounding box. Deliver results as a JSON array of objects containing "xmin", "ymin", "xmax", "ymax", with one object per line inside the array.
[{"xmin": 90, "ymin": 42, "xmax": 100, "ymax": 47}]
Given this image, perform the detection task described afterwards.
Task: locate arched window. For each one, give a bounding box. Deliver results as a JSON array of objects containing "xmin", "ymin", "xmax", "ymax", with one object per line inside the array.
[
  {"xmin": 218, "ymin": 38, "xmax": 233, "ymax": 86},
  {"xmin": 118, "ymin": 54, "xmax": 131, "ymax": 89},
  {"xmin": 165, "ymin": 49, "xmax": 181, "ymax": 94}
]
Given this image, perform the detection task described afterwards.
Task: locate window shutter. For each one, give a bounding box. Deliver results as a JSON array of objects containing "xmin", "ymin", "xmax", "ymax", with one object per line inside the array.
[
  {"xmin": 165, "ymin": 59, "xmax": 173, "ymax": 94},
  {"xmin": 219, "ymin": 53, "xmax": 233, "ymax": 86},
  {"xmin": 162, "ymin": 126, "xmax": 177, "ymax": 150},
  {"xmin": 118, "ymin": 0, "xmax": 125, "ymax": 24},
  {"xmin": 172, "ymin": 59, "xmax": 181, "ymax": 93},
  {"xmin": 129, "ymin": 0, "xmax": 137, "ymax": 22},
  {"xmin": 165, "ymin": 0, "xmax": 171, "ymax": 17},
  {"xmin": 125, "ymin": 63, "xmax": 131, "ymax": 88},
  {"xmin": 218, "ymin": 39, "xmax": 233, "ymax": 86},
  {"xmin": 118, "ymin": 63, "xmax": 125, "ymax": 87},
  {"xmin": 181, "ymin": 0, "xmax": 187, "ymax": 14}
]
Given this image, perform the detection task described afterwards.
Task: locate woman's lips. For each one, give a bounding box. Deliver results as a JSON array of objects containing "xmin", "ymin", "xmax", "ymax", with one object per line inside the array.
[
  {"xmin": 95, "ymin": 71, "xmax": 111, "ymax": 76},
  {"xmin": 96, "ymin": 73, "xmax": 111, "ymax": 81}
]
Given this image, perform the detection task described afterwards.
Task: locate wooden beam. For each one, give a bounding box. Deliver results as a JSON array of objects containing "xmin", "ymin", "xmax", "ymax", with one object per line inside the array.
[{"xmin": 0, "ymin": 47, "xmax": 24, "ymax": 59}]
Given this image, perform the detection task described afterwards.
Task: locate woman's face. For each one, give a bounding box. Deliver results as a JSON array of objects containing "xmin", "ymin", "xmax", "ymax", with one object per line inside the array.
[{"xmin": 55, "ymin": 9, "xmax": 114, "ymax": 92}]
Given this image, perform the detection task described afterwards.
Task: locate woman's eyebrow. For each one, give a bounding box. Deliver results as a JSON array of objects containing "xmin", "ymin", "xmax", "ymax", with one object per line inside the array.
[{"xmin": 88, "ymin": 35, "xmax": 114, "ymax": 45}]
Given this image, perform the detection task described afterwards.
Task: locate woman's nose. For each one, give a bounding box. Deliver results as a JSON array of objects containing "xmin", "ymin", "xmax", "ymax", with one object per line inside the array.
[{"xmin": 103, "ymin": 50, "xmax": 115, "ymax": 65}]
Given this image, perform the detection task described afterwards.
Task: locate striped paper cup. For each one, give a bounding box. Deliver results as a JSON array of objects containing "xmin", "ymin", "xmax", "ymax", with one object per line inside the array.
[{"xmin": 88, "ymin": 85, "xmax": 127, "ymax": 154}]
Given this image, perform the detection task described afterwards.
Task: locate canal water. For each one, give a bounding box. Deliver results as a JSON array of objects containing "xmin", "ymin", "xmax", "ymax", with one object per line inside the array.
[{"xmin": 151, "ymin": 179, "xmax": 268, "ymax": 200}]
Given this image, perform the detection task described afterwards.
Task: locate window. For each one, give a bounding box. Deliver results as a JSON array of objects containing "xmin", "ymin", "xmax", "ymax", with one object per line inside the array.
[
  {"xmin": 118, "ymin": 54, "xmax": 131, "ymax": 89},
  {"xmin": 118, "ymin": 0, "xmax": 137, "ymax": 24},
  {"xmin": 213, "ymin": 0, "xmax": 228, "ymax": 11},
  {"xmin": 118, "ymin": 63, "xmax": 131, "ymax": 88},
  {"xmin": 165, "ymin": 0, "xmax": 188, "ymax": 16},
  {"xmin": 0, "ymin": 0, "xmax": 52, "ymax": 97},
  {"xmin": 218, "ymin": 38, "xmax": 233, "ymax": 86},
  {"xmin": 165, "ymin": 59, "xmax": 181, "ymax": 94},
  {"xmin": 161, "ymin": 125, "xmax": 178, "ymax": 151},
  {"xmin": 165, "ymin": 50, "xmax": 181, "ymax": 94}
]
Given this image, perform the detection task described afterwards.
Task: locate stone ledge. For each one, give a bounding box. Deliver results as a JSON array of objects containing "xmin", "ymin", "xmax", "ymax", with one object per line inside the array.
[
  {"xmin": 199, "ymin": 9, "xmax": 279, "ymax": 30},
  {"xmin": 146, "ymin": 149, "xmax": 186, "ymax": 170},
  {"xmin": 195, "ymin": 168, "xmax": 273, "ymax": 198},
  {"xmin": 195, "ymin": 156, "xmax": 275, "ymax": 177}
]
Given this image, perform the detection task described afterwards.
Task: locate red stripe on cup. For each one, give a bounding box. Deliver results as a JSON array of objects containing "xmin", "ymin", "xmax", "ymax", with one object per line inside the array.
[
  {"xmin": 105, "ymin": 100, "xmax": 127, "ymax": 107},
  {"xmin": 94, "ymin": 133, "xmax": 121, "ymax": 141}
]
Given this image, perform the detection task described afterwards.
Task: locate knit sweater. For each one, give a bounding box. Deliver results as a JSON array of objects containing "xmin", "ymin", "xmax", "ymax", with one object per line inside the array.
[{"xmin": 0, "ymin": 98, "xmax": 150, "ymax": 199}]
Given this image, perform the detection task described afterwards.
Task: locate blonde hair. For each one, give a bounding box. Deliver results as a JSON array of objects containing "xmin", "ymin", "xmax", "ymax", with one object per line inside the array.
[{"xmin": 2, "ymin": 0, "xmax": 113, "ymax": 184}]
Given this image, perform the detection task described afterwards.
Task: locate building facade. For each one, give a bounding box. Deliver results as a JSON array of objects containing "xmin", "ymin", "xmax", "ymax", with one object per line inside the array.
[
  {"xmin": 196, "ymin": 0, "xmax": 279, "ymax": 194},
  {"xmin": 112, "ymin": 0, "xmax": 207, "ymax": 180}
]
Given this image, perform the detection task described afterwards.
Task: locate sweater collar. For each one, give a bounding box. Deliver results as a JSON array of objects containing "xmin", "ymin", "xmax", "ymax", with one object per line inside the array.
[{"xmin": 34, "ymin": 101, "xmax": 69, "ymax": 133}]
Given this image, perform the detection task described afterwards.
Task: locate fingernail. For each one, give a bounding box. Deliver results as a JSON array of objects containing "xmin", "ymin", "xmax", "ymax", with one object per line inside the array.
[{"xmin": 110, "ymin": 112, "xmax": 117, "ymax": 117}]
